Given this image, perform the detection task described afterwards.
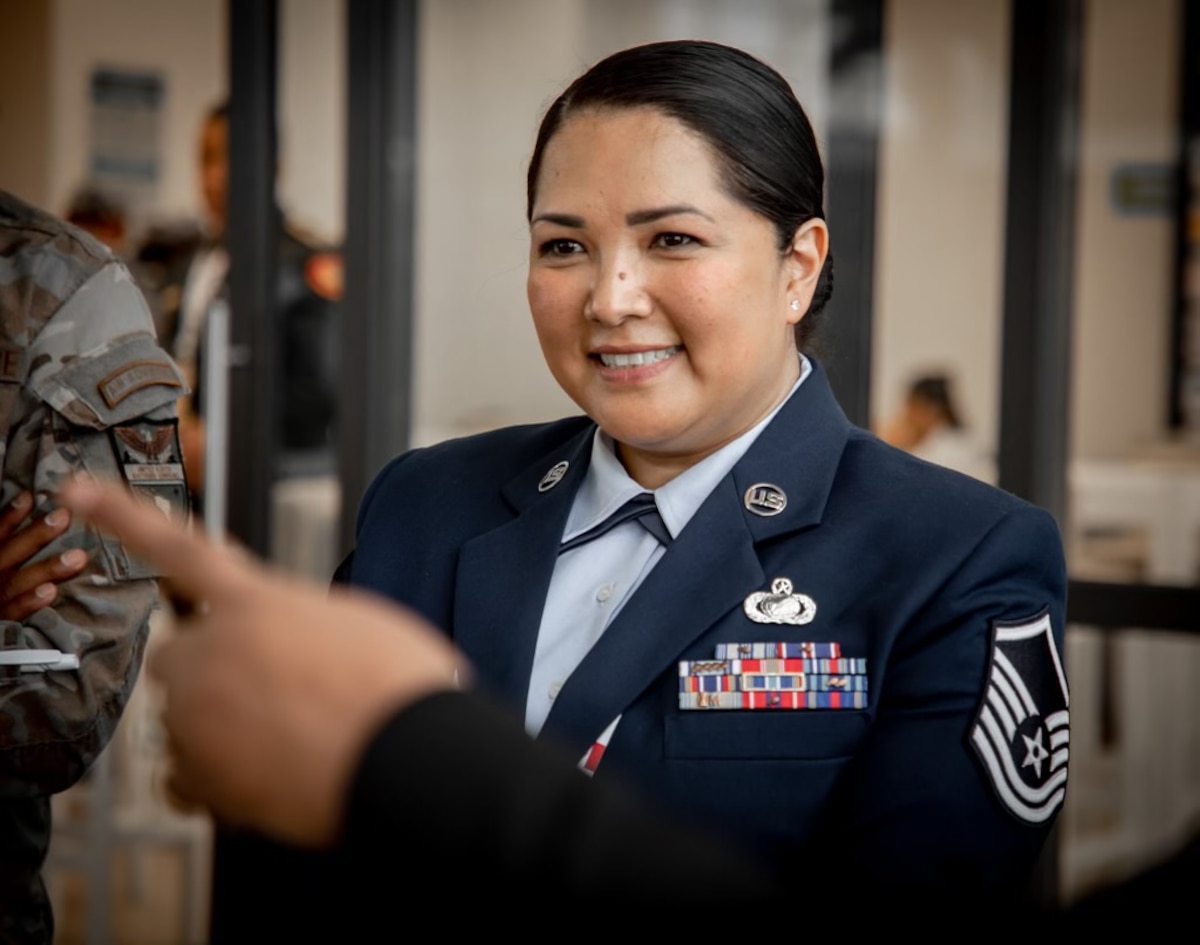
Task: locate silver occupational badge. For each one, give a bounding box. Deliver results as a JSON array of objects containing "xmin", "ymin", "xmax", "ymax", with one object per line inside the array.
[
  {"xmin": 744, "ymin": 482, "xmax": 787, "ymax": 516},
  {"xmin": 970, "ymin": 610, "xmax": 1069, "ymax": 825},
  {"xmin": 537, "ymin": 460, "xmax": 570, "ymax": 492},
  {"xmin": 743, "ymin": 577, "xmax": 816, "ymax": 625}
]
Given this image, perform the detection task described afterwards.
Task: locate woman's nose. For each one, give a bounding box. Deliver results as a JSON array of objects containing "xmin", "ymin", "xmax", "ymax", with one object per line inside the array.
[{"xmin": 586, "ymin": 258, "xmax": 651, "ymax": 324}]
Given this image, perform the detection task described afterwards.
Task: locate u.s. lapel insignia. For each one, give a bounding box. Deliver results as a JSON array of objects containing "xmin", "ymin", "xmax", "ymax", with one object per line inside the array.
[
  {"xmin": 743, "ymin": 577, "xmax": 816, "ymax": 625},
  {"xmin": 969, "ymin": 609, "xmax": 1069, "ymax": 824},
  {"xmin": 537, "ymin": 460, "xmax": 569, "ymax": 492},
  {"xmin": 744, "ymin": 482, "xmax": 787, "ymax": 516}
]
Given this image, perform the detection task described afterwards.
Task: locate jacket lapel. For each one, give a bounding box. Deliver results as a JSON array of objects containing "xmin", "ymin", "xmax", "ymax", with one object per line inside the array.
[
  {"xmin": 452, "ymin": 426, "xmax": 594, "ymax": 714},
  {"xmin": 540, "ymin": 476, "xmax": 764, "ymax": 755},
  {"xmin": 541, "ymin": 362, "xmax": 853, "ymax": 756}
]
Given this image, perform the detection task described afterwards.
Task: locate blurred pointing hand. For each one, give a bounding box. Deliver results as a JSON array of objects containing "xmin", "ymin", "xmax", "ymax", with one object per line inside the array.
[{"xmin": 59, "ymin": 475, "xmax": 462, "ymax": 847}]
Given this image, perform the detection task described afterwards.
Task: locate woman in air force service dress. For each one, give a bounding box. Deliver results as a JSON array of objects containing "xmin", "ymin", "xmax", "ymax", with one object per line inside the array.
[{"xmin": 339, "ymin": 40, "xmax": 1069, "ymax": 898}]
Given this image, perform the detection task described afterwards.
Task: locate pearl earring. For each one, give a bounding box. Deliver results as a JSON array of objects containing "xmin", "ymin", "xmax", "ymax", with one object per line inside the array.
[{"xmin": 790, "ymin": 300, "xmax": 801, "ymax": 312}]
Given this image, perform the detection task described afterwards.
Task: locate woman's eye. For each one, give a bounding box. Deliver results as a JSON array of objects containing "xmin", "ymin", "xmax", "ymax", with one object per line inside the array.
[
  {"xmin": 653, "ymin": 232, "xmax": 696, "ymax": 249},
  {"xmin": 539, "ymin": 238, "xmax": 584, "ymax": 257}
]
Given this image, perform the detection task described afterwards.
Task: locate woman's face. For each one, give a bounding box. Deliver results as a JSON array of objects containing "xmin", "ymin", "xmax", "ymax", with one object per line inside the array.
[{"xmin": 527, "ymin": 108, "xmax": 826, "ymax": 486}]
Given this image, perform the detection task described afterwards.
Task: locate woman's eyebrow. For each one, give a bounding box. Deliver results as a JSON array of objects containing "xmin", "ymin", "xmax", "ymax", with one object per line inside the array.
[
  {"xmin": 626, "ymin": 204, "xmax": 714, "ymax": 226},
  {"xmin": 530, "ymin": 212, "xmax": 585, "ymax": 227},
  {"xmin": 531, "ymin": 206, "xmax": 716, "ymax": 228}
]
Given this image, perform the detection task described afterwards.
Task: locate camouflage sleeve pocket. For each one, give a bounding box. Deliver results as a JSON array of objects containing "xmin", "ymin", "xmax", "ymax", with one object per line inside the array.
[
  {"xmin": 28, "ymin": 332, "xmax": 186, "ymax": 429},
  {"xmin": 28, "ymin": 332, "xmax": 188, "ymax": 580}
]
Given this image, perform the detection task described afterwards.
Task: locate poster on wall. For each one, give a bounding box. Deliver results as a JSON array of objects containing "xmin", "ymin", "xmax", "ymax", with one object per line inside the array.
[{"xmin": 88, "ymin": 67, "xmax": 164, "ymax": 225}]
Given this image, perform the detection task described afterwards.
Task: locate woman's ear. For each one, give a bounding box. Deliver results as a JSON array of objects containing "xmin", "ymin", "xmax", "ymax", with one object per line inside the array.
[{"xmin": 784, "ymin": 219, "xmax": 828, "ymax": 324}]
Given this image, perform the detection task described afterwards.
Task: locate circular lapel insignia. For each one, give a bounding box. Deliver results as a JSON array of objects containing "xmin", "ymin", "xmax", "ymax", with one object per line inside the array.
[
  {"xmin": 537, "ymin": 460, "xmax": 570, "ymax": 492},
  {"xmin": 743, "ymin": 577, "xmax": 816, "ymax": 625},
  {"xmin": 744, "ymin": 482, "xmax": 787, "ymax": 516}
]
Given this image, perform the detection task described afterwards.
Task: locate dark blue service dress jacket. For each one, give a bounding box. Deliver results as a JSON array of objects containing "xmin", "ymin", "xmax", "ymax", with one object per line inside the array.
[{"xmin": 340, "ymin": 361, "xmax": 1069, "ymax": 897}]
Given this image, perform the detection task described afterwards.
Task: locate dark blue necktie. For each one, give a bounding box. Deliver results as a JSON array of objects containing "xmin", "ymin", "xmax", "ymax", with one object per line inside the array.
[{"xmin": 559, "ymin": 492, "xmax": 672, "ymax": 554}]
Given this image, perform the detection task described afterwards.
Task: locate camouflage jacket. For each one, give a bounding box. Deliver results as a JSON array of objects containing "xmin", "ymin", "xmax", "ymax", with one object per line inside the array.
[{"xmin": 0, "ymin": 189, "xmax": 187, "ymax": 942}]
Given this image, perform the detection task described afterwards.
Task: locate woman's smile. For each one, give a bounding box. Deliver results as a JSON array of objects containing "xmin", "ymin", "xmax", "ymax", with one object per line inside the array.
[
  {"xmin": 591, "ymin": 344, "xmax": 682, "ymax": 383},
  {"xmin": 593, "ymin": 345, "xmax": 680, "ymax": 369}
]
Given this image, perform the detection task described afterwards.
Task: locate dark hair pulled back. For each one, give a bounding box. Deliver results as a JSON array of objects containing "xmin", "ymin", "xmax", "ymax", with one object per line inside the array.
[{"xmin": 526, "ymin": 40, "xmax": 834, "ymax": 351}]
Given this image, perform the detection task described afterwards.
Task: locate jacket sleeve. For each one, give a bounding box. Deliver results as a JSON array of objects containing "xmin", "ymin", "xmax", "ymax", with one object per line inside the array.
[
  {"xmin": 814, "ymin": 503, "xmax": 1069, "ymax": 899},
  {"xmin": 0, "ymin": 262, "xmax": 187, "ymax": 796},
  {"xmin": 341, "ymin": 690, "xmax": 776, "ymax": 905}
]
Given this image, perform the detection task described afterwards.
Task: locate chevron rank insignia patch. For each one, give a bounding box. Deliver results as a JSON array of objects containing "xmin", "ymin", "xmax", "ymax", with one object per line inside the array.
[{"xmin": 969, "ymin": 610, "xmax": 1069, "ymax": 824}]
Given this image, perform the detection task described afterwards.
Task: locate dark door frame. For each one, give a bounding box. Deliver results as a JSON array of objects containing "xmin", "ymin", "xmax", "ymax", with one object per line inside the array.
[
  {"xmin": 337, "ymin": 0, "xmax": 419, "ymax": 554},
  {"xmin": 223, "ymin": 0, "xmax": 279, "ymax": 554}
]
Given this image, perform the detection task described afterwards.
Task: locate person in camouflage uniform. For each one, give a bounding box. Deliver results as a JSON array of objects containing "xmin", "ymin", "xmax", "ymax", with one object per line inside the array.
[{"xmin": 0, "ymin": 189, "xmax": 188, "ymax": 943}]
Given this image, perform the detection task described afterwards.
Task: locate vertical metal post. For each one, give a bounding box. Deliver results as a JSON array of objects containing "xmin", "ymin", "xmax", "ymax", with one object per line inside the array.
[
  {"xmin": 998, "ymin": 0, "xmax": 1084, "ymax": 909},
  {"xmin": 338, "ymin": 0, "xmax": 419, "ymax": 553},
  {"xmin": 209, "ymin": 3, "xmax": 278, "ymax": 938},
  {"xmin": 822, "ymin": 0, "xmax": 885, "ymax": 427},
  {"xmin": 202, "ymin": 300, "xmax": 231, "ymax": 540},
  {"xmin": 997, "ymin": 0, "xmax": 1083, "ymax": 523},
  {"xmin": 224, "ymin": 0, "xmax": 279, "ymax": 554}
]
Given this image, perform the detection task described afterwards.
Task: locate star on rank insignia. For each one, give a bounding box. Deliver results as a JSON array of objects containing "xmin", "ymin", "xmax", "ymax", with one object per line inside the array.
[
  {"xmin": 969, "ymin": 609, "xmax": 1069, "ymax": 824},
  {"xmin": 110, "ymin": 419, "xmax": 190, "ymax": 523}
]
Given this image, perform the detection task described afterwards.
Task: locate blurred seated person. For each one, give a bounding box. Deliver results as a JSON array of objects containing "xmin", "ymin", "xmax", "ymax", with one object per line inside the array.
[
  {"xmin": 878, "ymin": 373, "xmax": 996, "ymax": 483},
  {"xmin": 135, "ymin": 101, "xmax": 342, "ymax": 503}
]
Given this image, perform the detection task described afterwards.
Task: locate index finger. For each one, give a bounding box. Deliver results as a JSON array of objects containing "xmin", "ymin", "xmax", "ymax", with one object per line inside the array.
[
  {"xmin": 58, "ymin": 476, "xmax": 248, "ymax": 603},
  {"xmin": 0, "ymin": 492, "xmax": 34, "ymax": 544}
]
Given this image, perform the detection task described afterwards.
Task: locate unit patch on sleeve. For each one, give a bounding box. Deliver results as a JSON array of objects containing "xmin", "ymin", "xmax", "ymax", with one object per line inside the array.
[
  {"xmin": 109, "ymin": 419, "xmax": 190, "ymax": 522},
  {"xmin": 970, "ymin": 609, "xmax": 1069, "ymax": 824}
]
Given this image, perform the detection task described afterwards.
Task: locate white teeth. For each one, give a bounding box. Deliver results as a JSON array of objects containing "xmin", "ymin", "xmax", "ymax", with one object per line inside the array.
[{"xmin": 598, "ymin": 346, "xmax": 679, "ymax": 368}]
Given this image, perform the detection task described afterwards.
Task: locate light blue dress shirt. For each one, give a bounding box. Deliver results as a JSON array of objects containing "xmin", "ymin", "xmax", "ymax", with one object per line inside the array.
[{"xmin": 524, "ymin": 356, "xmax": 812, "ymax": 735}]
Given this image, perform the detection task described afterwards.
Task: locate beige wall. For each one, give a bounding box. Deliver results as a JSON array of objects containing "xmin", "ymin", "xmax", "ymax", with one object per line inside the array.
[
  {"xmin": 874, "ymin": 0, "xmax": 1180, "ymax": 463},
  {"xmin": 1071, "ymin": 0, "xmax": 1179, "ymax": 459},
  {"xmin": 871, "ymin": 0, "xmax": 1011, "ymax": 454},
  {"xmin": 0, "ymin": 0, "xmax": 52, "ymax": 205},
  {"xmin": 278, "ymin": 0, "xmax": 345, "ymax": 244},
  {"xmin": 413, "ymin": 0, "xmax": 587, "ymax": 446},
  {"xmin": 6, "ymin": 0, "xmax": 343, "ymax": 243},
  {"xmin": 48, "ymin": 0, "xmax": 225, "ymax": 228}
]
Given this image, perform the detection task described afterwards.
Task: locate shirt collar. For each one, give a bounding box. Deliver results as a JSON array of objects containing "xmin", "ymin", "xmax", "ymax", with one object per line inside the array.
[{"xmin": 563, "ymin": 356, "xmax": 812, "ymax": 542}]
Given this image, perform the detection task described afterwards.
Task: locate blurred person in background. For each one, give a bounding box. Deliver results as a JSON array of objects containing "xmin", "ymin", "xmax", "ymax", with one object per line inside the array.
[
  {"xmin": 0, "ymin": 188, "xmax": 188, "ymax": 943},
  {"xmin": 877, "ymin": 372, "xmax": 996, "ymax": 483},
  {"xmin": 135, "ymin": 100, "xmax": 342, "ymax": 506}
]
